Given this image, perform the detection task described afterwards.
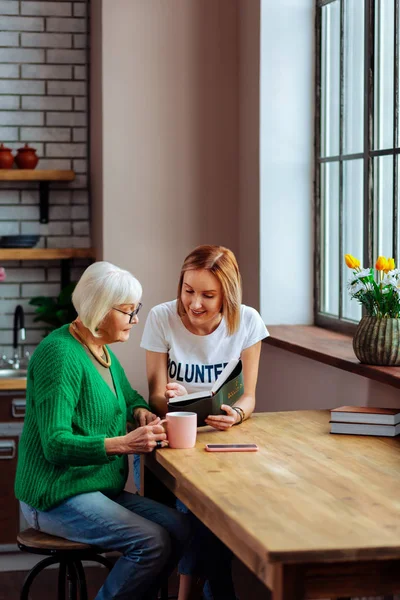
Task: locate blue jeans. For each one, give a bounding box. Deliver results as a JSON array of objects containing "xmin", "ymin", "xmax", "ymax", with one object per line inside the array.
[
  {"xmin": 20, "ymin": 490, "xmax": 190, "ymax": 600},
  {"xmin": 134, "ymin": 455, "xmax": 235, "ymax": 600},
  {"xmin": 177, "ymin": 508, "xmax": 235, "ymax": 600}
]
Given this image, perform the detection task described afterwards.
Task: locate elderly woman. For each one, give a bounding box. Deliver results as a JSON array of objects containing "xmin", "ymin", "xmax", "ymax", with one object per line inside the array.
[{"xmin": 15, "ymin": 261, "xmax": 190, "ymax": 600}]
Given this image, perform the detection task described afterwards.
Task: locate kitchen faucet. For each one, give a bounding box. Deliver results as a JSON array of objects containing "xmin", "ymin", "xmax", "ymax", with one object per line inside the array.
[{"xmin": 12, "ymin": 305, "xmax": 26, "ymax": 369}]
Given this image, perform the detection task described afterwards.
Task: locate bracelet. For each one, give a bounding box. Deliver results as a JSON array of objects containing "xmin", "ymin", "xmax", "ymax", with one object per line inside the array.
[{"xmin": 232, "ymin": 406, "xmax": 245, "ymax": 425}]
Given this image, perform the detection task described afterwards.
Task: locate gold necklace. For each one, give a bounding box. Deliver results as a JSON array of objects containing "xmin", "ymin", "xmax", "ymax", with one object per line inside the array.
[{"xmin": 70, "ymin": 322, "xmax": 111, "ymax": 368}]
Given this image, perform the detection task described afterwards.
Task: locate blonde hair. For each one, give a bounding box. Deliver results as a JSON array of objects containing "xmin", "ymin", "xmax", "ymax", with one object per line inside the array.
[
  {"xmin": 177, "ymin": 245, "xmax": 242, "ymax": 335},
  {"xmin": 72, "ymin": 261, "xmax": 142, "ymax": 336}
]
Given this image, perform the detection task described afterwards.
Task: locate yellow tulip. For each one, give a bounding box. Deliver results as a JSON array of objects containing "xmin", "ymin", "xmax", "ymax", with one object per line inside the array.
[
  {"xmin": 384, "ymin": 257, "xmax": 395, "ymax": 273},
  {"xmin": 344, "ymin": 254, "xmax": 360, "ymax": 269},
  {"xmin": 375, "ymin": 256, "xmax": 389, "ymax": 271}
]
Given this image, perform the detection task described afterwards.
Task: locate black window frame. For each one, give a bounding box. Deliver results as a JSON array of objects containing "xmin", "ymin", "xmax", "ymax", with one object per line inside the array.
[{"xmin": 315, "ymin": 0, "xmax": 400, "ymax": 335}]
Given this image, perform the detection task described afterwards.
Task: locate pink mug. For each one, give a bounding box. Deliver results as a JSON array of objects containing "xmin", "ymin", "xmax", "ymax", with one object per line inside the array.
[{"xmin": 165, "ymin": 412, "xmax": 197, "ymax": 449}]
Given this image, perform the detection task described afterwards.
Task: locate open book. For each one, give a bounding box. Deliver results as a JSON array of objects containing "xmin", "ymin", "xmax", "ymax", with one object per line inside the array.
[{"xmin": 167, "ymin": 358, "xmax": 244, "ymax": 426}]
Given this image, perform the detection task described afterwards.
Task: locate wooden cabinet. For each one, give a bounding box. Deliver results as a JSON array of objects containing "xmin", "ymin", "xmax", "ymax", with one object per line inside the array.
[
  {"xmin": 0, "ymin": 435, "xmax": 19, "ymax": 547},
  {"xmin": 0, "ymin": 390, "xmax": 26, "ymax": 549},
  {"xmin": 0, "ymin": 391, "xmax": 26, "ymax": 422}
]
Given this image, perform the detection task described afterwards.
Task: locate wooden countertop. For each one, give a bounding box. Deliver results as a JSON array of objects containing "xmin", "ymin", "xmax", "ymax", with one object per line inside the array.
[
  {"xmin": 146, "ymin": 411, "xmax": 400, "ymax": 566},
  {"xmin": 0, "ymin": 378, "xmax": 27, "ymax": 390}
]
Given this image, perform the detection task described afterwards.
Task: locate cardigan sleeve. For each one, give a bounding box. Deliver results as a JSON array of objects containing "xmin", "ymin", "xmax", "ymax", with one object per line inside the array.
[{"xmin": 32, "ymin": 341, "xmax": 115, "ymax": 467}]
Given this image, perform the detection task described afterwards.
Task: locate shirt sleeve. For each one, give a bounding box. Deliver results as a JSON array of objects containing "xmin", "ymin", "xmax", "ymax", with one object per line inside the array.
[
  {"xmin": 242, "ymin": 306, "xmax": 269, "ymax": 350},
  {"xmin": 33, "ymin": 342, "xmax": 114, "ymax": 467},
  {"xmin": 140, "ymin": 306, "xmax": 169, "ymax": 353}
]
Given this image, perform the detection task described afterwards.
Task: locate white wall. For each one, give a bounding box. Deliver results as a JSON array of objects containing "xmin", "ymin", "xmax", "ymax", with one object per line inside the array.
[
  {"xmin": 256, "ymin": 344, "xmax": 400, "ymax": 412},
  {"xmin": 259, "ymin": 0, "xmax": 314, "ymax": 325},
  {"xmin": 91, "ymin": 0, "xmax": 240, "ymax": 396}
]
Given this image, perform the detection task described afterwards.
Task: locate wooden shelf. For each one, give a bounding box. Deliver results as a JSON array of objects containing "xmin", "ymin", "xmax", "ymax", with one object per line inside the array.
[
  {"xmin": 0, "ymin": 248, "xmax": 95, "ymax": 260},
  {"xmin": 0, "ymin": 169, "xmax": 75, "ymax": 182},
  {"xmin": 0, "ymin": 247, "xmax": 95, "ymax": 288},
  {"xmin": 0, "ymin": 169, "xmax": 75, "ymax": 223}
]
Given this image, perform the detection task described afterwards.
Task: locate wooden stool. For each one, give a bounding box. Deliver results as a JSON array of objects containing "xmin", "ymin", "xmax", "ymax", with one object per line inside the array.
[{"xmin": 17, "ymin": 528, "xmax": 113, "ymax": 600}]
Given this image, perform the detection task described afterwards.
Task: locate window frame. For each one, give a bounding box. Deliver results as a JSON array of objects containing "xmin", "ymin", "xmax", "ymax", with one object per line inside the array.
[{"xmin": 315, "ymin": 0, "xmax": 400, "ymax": 334}]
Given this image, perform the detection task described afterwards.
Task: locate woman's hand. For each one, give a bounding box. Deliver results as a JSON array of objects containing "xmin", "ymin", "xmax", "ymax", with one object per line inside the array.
[
  {"xmin": 165, "ymin": 382, "xmax": 188, "ymax": 400},
  {"xmin": 123, "ymin": 423, "xmax": 168, "ymax": 454},
  {"xmin": 204, "ymin": 404, "xmax": 239, "ymax": 431},
  {"xmin": 134, "ymin": 407, "xmax": 160, "ymax": 427}
]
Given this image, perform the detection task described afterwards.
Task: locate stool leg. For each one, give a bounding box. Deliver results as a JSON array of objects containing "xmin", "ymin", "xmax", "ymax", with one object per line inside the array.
[
  {"xmin": 73, "ymin": 560, "xmax": 88, "ymax": 600},
  {"xmin": 20, "ymin": 556, "xmax": 60, "ymax": 600},
  {"xmin": 66, "ymin": 561, "xmax": 78, "ymax": 600},
  {"xmin": 57, "ymin": 560, "xmax": 66, "ymax": 600}
]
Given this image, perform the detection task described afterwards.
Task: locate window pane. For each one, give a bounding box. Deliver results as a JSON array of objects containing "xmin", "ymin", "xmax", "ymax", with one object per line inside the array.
[
  {"xmin": 373, "ymin": 155, "xmax": 394, "ymax": 259},
  {"xmin": 321, "ymin": 1, "xmax": 340, "ymax": 158},
  {"xmin": 343, "ymin": 0, "xmax": 364, "ymax": 155},
  {"xmin": 374, "ymin": 0, "xmax": 395, "ymax": 151},
  {"xmin": 321, "ymin": 162, "xmax": 339, "ymax": 316},
  {"xmin": 342, "ymin": 159, "xmax": 363, "ymax": 321}
]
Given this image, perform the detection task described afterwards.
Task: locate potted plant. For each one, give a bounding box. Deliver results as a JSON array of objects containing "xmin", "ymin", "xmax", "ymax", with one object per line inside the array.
[
  {"xmin": 345, "ymin": 254, "xmax": 400, "ymax": 365},
  {"xmin": 29, "ymin": 282, "xmax": 77, "ymax": 334}
]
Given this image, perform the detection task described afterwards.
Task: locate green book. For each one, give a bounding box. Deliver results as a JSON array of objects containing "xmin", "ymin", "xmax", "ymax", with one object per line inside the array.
[{"xmin": 167, "ymin": 358, "xmax": 244, "ymax": 426}]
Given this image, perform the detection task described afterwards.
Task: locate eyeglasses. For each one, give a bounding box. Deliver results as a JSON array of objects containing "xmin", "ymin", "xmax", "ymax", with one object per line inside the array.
[{"xmin": 113, "ymin": 303, "xmax": 143, "ymax": 323}]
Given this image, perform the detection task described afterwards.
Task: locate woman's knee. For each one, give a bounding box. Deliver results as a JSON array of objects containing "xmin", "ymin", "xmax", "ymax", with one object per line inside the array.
[{"xmin": 126, "ymin": 522, "xmax": 172, "ymax": 567}]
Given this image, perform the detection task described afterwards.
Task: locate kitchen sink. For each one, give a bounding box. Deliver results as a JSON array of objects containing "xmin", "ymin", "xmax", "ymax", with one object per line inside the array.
[{"xmin": 0, "ymin": 369, "xmax": 27, "ymax": 378}]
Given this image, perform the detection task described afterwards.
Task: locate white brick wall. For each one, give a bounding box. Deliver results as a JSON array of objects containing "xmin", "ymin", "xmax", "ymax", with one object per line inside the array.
[
  {"xmin": 0, "ymin": 126, "xmax": 19, "ymax": 140},
  {"xmin": 21, "ymin": 2, "xmax": 72, "ymax": 17},
  {"xmin": 0, "ymin": 48, "xmax": 45, "ymax": 61},
  {"xmin": 0, "ymin": 2, "xmax": 19, "ymax": 16},
  {"xmin": 0, "ymin": 0, "xmax": 90, "ymax": 357},
  {"xmin": 46, "ymin": 111, "xmax": 86, "ymax": 126},
  {"xmin": 22, "ymin": 64, "xmax": 72, "ymax": 79},
  {"xmin": 0, "ymin": 17, "xmax": 44, "ymax": 31},
  {"xmin": 22, "ymin": 95, "xmax": 72, "ymax": 110},
  {"xmin": 0, "ymin": 110, "xmax": 44, "ymax": 124},
  {"xmin": 0, "ymin": 32, "xmax": 20, "ymax": 46},
  {"xmin": 21, "ymin": 127, "xmax": 71, "ymax": 142},
  {"xmin": 0, "ymin": 64, "xmax": 19, "ymax": 77},
  {"xmin": 21, "ymin": 32, "xmax": 72, "ymax": 47},
  {"xmin": 0, "ymin": 96, "xmax": 19, "ymax": 109},
  {"xmin": 0, "ymin": 80, "xmax": 45, "ymax": 94}
]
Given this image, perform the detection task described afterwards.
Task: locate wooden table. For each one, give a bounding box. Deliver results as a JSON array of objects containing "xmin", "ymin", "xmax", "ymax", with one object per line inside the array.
[{"xmin": 143, "ymin": 410, "xmax": 400, "ymax": 600}]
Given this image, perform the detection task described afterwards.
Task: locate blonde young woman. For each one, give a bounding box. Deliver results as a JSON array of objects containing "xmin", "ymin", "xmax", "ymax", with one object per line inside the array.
[{"xmin": 140, "ymin": 245, "xmax": 268, "ymax": 600}]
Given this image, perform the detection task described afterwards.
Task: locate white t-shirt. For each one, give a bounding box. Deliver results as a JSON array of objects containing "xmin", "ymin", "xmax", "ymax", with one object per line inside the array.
[{"xmin": 140, "ymin": 300, "xmax": 269, "ymax": 394}]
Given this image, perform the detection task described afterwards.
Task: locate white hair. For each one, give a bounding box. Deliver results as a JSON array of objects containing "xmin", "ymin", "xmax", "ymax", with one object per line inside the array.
[{"xmin": 72, "ymin": 261, "xmax": 142, "ymax": 336}]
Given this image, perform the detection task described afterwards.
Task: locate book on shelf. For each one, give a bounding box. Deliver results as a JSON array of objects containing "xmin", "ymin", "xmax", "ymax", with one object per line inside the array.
[
  {"xmin": 167, "ymin": 358, "xmax": 243, "ymax": 427},
  {"xmin": 330, "ymin": 406, "xmax": 400, "ymax": 425},
  {"xmin": 330, "ymin": 421, "xmax": 400, "ymax": 437}
]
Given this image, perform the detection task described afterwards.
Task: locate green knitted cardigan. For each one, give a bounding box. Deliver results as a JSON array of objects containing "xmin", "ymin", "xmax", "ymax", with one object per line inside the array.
[{"xmin": 15, "ymin": 324, "xmax": 148, "ymax": 511}]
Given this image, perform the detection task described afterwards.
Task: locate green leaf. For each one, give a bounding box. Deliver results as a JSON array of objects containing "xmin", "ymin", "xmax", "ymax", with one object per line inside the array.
[
  {"xmin": 29, "ymin": 296, "xmax": 56, "ymax": 308},
  {"xmin": 58, "ymin": 283, "xmax": 76, "ymax": 307},
  {"xmin": 28, "ymin": 283, "xmax": 77, "ymax": 332}
]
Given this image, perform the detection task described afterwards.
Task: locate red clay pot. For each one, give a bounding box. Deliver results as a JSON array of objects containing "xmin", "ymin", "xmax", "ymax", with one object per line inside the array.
[
  {"xmin": 15, "ymin": 144, "xmax": 39, "ymax": 169},
  {"xmin": 0, "ymin": 143, "xmax": 14, "ymax": 169}
]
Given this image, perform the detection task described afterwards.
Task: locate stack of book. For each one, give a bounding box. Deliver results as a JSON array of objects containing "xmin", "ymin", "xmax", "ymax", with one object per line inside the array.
[{"xmin": 330, "ymin": 406, "xmax": 400, "ymax": 437}]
